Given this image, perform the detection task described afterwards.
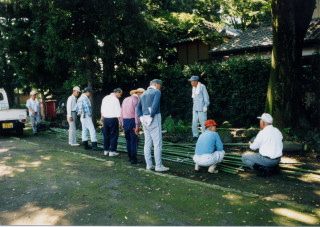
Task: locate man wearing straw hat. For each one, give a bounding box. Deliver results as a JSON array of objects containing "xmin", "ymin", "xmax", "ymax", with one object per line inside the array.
[
  {"xmin": 26, "ymin": 91, "xmax": 41, "ymax": 136},
  {"xmin": 120, "ymin": 88, "xmax": 145, "ymax": 164},
  {"xmin": 193, "ymin": 119, "xmax": 225, "ymax": 173},
  {"xmin": 136, "ymin": 79, "xmax": 169, "ymax": 172},
  {"xmin": 242, "ymin": 113, "xmax": 283, "ymax": 177},
  {"xmin": 66, "ymin": 86, "xmax": 81, "ymax": 146}
]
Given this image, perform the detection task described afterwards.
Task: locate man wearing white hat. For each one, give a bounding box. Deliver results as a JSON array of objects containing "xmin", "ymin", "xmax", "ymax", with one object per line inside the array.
[
  {"xmin": 242, "ymin": 113, "xmax": 283, "ymax": 177},
  {"xmin": 66, "ymin": 86, "xmax": 81, "ymax": 146},
  {"xmin": 120, "ymin": 88, "xmax": 145, "ymax": 164},
  {"xmin": 26, "ymin": 91, "xmax": 41, "ymax": 135}
]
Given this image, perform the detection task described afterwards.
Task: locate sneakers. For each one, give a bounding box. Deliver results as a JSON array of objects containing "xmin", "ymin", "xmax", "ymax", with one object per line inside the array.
[
  {"xmin": 109, "ymin": 151, "xmax": 119, "ymax": 157},
  {"xmin": 195, "ymin": 164, "xmax": 200, "ymax": 171},
  {"xmin": 146, "ymin": 165, "xmax": 154, "ymax": 170},
  {"xmin": 70, "ymin": 143, "xmax": 80, "ymax": 146},
  {"xmin": 103, "ymin": 150, "xmax": 109, "ymax": 156},
  {"xmin": 155, "ymin": 166, "xmax": 170, "ymax": 172},
  {"xmin": 208, "ymin": 163, "xmax": 218, "ymax": 173}
]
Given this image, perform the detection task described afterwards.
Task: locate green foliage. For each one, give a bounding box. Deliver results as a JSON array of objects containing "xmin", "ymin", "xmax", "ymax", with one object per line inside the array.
[
  {"xmin": 220, "ymin": 0, "xmax": 271, "ymax": 31},
  {"xmin": 161, "ymin": 57, "xmax": 270, "ymax": 127},
  {"xmin": 175, "ymin": 120, "xmax": 189, "ymax": 133},
  {"xmin": 220, "ymin": 121, "xmax": 233, "ymax": 128},
  {"xmin": 163, "ymin": 116, "xmax": 175, "ymax": 133}
]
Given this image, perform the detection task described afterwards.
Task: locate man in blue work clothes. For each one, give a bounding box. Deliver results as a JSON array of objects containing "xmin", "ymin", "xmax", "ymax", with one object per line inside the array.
[
  {"xmin": 76, "ymin": 87, "xmax": 103, "ymax": 151},
  {"xmin": 193, "ymin": 119, "xmax": 225, "ymax": 173},
  {"xmin": 189, "ymin": 75, "xmax": 210, "ymax": 142},
  {"xmin": 136, "ymin": 79, "xmax": 169, "ymax": 172}
]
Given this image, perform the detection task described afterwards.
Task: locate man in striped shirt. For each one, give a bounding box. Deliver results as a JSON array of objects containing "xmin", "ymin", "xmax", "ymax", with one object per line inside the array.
[
  {"xmin": 120, "ymin": 88, "xmax": 145, "ymax": 164},
  {"xmin": 76, "ymin": 87, "xmax": 102, "ymax": 151}
]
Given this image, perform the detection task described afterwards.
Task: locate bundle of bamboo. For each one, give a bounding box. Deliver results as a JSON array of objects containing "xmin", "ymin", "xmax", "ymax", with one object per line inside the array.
[{"xmin": 49, "ymin": 127, "xmax": 319, "ymax": 176}]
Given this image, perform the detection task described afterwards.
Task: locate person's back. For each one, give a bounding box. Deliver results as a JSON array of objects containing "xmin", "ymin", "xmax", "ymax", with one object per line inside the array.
[
  {"xmin": 250, "ymin": 125, "xmax": 283, "ymax": 159},
  {"xmin": 193, "ymin": 120, "xmax": 225, "ymax": 173},
  {"xmin": 242, "ymin": 113, "xmax": 283, "ymax": 177},
  {"xmin": 195, "ymin": 130, "xmax": 223, "ymax": 155},
  {"xmin": 137, "ymin": 88, "xmax": 161, "ymax": 117}
]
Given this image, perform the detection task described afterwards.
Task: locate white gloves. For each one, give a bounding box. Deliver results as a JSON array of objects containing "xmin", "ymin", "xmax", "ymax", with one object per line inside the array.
[
  {"xmin": 203, "ymin": 106, "xmax": 208, "ymax": 112},
  {"xmin": 140, "ymin": 115, "xmax": 153, "ymax": 127}
]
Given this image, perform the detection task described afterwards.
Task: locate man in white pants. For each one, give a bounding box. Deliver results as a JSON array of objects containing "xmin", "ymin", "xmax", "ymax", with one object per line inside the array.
[
  {"xmin": 193, "ymin": 119, "xmax": 225, "ymax": 173},
  {"xmin": 26, "ymin": 91, "xmax": 41, "ymax": 136},
  {"xmin": 189, "ymin": 75, "xmax": 210, "ymax": 142},
  {"xmin": 76, "ymin": 87, "xmax": 102, "ymax": 151},
  {"xmin": 136, "ymin": 79, "xmax": 169, "ymax": 172},
  {"xmin": 66, "ymin": 86, "xmax": 81, "ymax": 146}
]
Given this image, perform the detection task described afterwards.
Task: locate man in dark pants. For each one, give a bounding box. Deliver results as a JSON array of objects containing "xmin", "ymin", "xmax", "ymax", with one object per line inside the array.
[
  {"xmin": 100, "ymin": 88, "xmax": 123, "ymax": 157},
  {"xmin": 120, "ymin": 88, "xmax": 145, "ymax": 164}
]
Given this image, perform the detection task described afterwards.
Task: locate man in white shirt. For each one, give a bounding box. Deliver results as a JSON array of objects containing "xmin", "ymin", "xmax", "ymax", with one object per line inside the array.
[
  {"xmin": 100, "ymin": 88, "xmax": 123, "ymax": 157},
  {"xmin": 26, "ymin": 91, "xmax": 41, "ymax": 135},
  {"xmin": 242, "ymin": 113, "xmax": 283, "ymax": 177},
  {"xmin": 66, "ymin": 86, "xmax": 81, "ymax": 146}
]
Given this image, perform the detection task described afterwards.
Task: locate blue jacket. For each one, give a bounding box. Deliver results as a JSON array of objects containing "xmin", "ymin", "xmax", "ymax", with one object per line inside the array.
[
  {"xmin": 193, "ymin": 84, "xmax": 210, "ymax": 111},
  {"xmin": 195, "ymin": 130, "xmax": 223, "ymax": 155},
  {"xmin": 136, "ymin": 87, "xmax": 161, "ymax": 118}
]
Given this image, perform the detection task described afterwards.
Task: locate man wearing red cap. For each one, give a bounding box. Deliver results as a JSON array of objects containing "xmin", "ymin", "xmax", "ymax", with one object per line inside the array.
[{"xmin": 193, "ymin": 119, "xmax": 225, "ymax": 173}]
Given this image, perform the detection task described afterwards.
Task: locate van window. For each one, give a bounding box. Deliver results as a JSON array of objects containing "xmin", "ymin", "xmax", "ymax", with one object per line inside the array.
[{"xmin": 0, "ymin": 93, "xmax": 3, "ymax": 101}]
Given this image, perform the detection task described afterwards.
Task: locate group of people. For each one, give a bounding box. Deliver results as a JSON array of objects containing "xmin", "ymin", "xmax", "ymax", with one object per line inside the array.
[
  {"xmin": 26, "ymin": 76, "xmax": 283, "ymax": 177},
  {"xmin": 66, "ymin": 79, "xmax": 170, "ymax": 172}
]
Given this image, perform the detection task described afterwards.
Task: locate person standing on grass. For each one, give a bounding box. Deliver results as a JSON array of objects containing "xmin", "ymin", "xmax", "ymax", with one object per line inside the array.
[
  {"xmin": 136, "ymin": 79, "xmax": 169, "ymax": 172},
  {"xmin": 193, "ymin": 119, "xmax": 225, "ymax": 173},
  {"xmin": 120, "ymin": 88, "xmax": 145, "ymax": 164},
  {"xmin": 66, "ymin": 86, "xmax": 81, "ymax": 146},
  {"xmin": 26, "ymin": 91, "xmax": 41, "ymax": 136},
  {"xmin": 76, "ymin": 87, "xmax": 103, "ymax": 151},
  {"xmin": 242, "ymin": 113, "xmax": 283, "ymax": 177},
  {"xmin": 189, "ymin": 75, "xmax": 210, "ymax": 142},
  {"xmin": 100, "ymin": 88, "xmax": 123, "ymax": 157}
]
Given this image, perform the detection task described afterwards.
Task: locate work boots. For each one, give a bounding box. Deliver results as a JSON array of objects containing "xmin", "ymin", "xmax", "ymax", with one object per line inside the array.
[
  {"xmin": 92, "ymin": 142, "xmax": 103, "ymax": 151},
  {"xmin": 82, "ymin": 141, "xmax": 92, "ymax": 149}
]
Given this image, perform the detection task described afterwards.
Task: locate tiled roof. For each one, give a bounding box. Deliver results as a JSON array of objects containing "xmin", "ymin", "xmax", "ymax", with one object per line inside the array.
[
  {"xmin": 209, "ymin": 17, "xmax": 320, "ymax": 56},
  {"xmin": 169, "ymin": 24, "xmax": 241, "ymax": 45}
]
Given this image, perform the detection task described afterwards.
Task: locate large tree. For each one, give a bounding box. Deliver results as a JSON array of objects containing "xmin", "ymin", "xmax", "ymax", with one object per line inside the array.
[{"xmin": 266, "ymin": 0, "xmax": 316, "ymax": 129}]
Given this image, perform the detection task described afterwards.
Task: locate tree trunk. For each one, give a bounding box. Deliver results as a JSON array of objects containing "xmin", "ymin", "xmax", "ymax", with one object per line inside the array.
[{"xmin": 265, "ymin": 0, "xmax": 316, "ymax": 129}]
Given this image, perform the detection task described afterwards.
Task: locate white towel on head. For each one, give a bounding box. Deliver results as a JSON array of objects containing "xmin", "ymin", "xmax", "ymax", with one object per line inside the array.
[{"xmin": 192, "ymin": 82, "xmax": 201, "ymax": 98}]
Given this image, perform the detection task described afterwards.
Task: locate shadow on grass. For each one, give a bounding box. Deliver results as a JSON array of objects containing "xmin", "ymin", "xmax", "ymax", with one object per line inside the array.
[{"xmin": 0, "ymin": 130, "xmax": 319, "ymax": 225}]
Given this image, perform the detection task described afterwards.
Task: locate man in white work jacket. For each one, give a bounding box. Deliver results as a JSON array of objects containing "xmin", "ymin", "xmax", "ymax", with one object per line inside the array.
[{"xmin": 66, "ymin": 86, "xmax": 81, "ymax": 146}]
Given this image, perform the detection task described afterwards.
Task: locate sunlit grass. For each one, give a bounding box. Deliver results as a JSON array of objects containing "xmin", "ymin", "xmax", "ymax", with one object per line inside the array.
[{"xmin": 273, "ymin": 208, "xmax": 319, "ymax": 225}]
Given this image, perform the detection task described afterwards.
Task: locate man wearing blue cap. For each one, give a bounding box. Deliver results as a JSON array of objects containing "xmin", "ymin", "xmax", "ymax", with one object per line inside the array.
[
  {"xmin": 76, "ymin": 87, "xmax": 103, "ymax": 151},
  {"xmin": 189, "ymin": 75, "xmax": 210, "ymax": 142},
  {"xmin": 136, "ymin": 79, "xmax": 169, "ymax": 172}
]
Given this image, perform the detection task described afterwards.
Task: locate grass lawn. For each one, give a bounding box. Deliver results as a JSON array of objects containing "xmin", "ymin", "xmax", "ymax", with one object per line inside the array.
[{"xmin": 0, "ymin": 129, "xmax": 319, "ymax": 225}]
